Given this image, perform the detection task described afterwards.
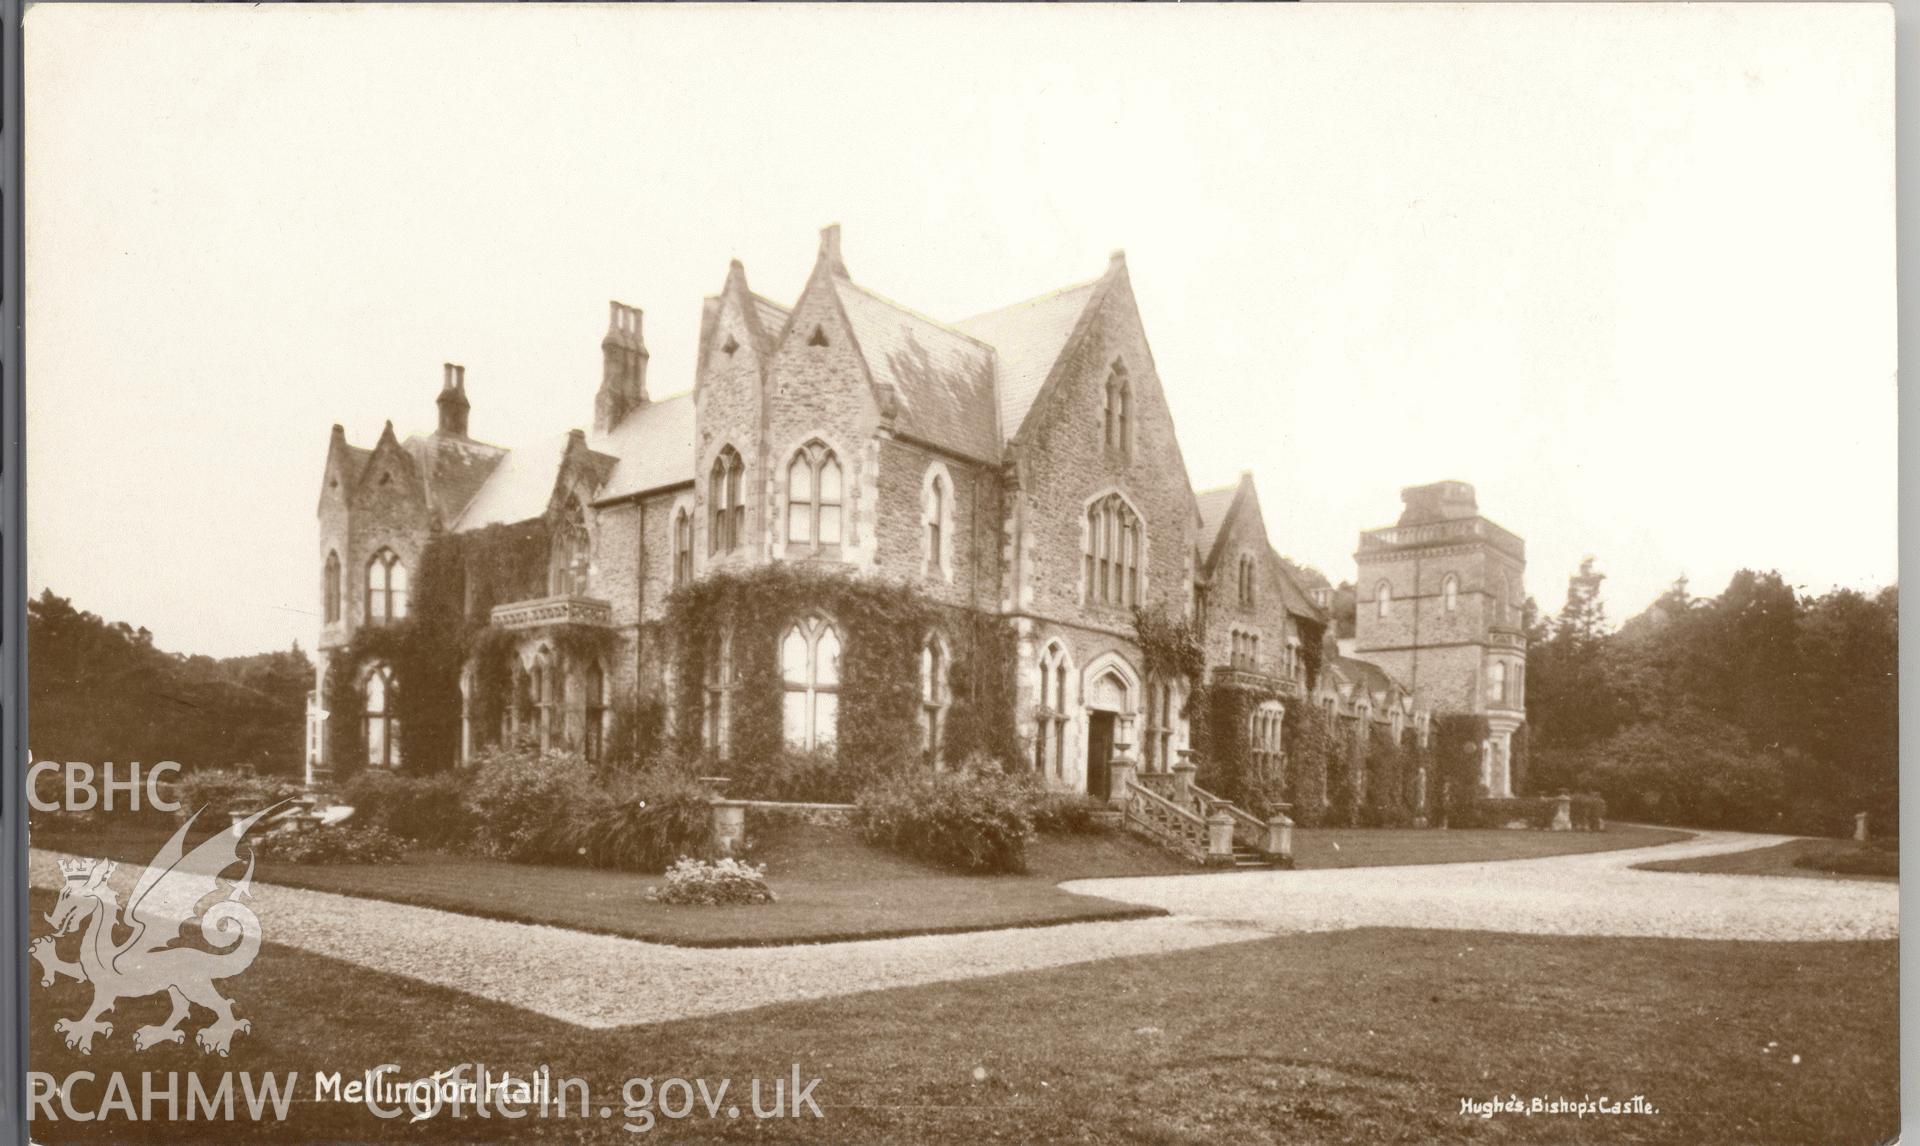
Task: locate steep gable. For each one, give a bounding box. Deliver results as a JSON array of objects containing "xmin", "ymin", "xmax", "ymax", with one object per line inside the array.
[
  {"xmin": 954, "ymin": 278, "xmax": 1100, "ymax": 445},
  {"xmin": 831, "ymin": 279, "xmax": 998, "ymax": 463}
]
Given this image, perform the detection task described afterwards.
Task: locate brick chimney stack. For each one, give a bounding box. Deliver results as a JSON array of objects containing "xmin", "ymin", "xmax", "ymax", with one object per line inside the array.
[
  {"xmin": 436, "ymin": 362, "xmax": 470, "ymax": 437},
  {"xmin": 596, "ymin": 301, "xmax": 650, "ymax": 434}
]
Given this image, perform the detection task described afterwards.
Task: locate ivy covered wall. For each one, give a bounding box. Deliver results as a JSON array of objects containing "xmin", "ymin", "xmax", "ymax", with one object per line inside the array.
[{"xmin": 659, "ymin": 564, "xmax": 1020, "ymax": 779}]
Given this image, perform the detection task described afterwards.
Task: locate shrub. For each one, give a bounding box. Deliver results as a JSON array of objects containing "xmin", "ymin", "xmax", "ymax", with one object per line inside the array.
[
  {"xmin": 543, "ymin": 769, "xmax": 715, "ymax": 872},
  {"xmin": 257, "ymin": 825, "xmax": 408, "ymax": 865},
  {"xmin": 464, "ymin": 743, "xmax": 595, "ymax": 862},
  {"xmin": 648, "ymin": 857, "xmax": 776, "ymax": 906},
  {"xmin": 1570, "ymin": 794, "xmax": 1607, "ymax": 830},
  {"xmin": 176, "ymin": 769, "xmax": 302, "ymax": 825},
  {"xmin": 726, "ymin": 746, "xmax": 891, "ymax": 804},
  {"xmin": 342, "ymin": 772, "xmax": 474, "ymax": 848},
  {"xmin": 1026, "ymin": 787, "xmax": 1110, "ymax": 835},
  {"xmin": 856, "ymin": 768, "xmax": 1035, "ymax": 873},
  {"xmin": 1460, "ymin": 796, "xmax": 1558, "ymax": 830}
]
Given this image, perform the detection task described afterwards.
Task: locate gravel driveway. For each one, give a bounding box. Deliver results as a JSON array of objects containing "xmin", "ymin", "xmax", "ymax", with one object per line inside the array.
[
  {"xmin": 1063, "ymin": 829, "xmax": 1899, "ymax": 943},
  {"xmin": 27, "ymin": 830, "xmax": 1894, "ymax": 1029}
]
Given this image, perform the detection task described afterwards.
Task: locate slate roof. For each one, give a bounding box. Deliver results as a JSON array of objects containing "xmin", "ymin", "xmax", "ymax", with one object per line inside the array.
[
  {"xmin": 954, "ymin": 279, "xmax": 1100, "ymax": 442},
  {"xmin": 751, "ymin": 295, "xmax": 790, "ymax": 350},
  {"xmin": 453, "ymin": 431, "xmax": 572, "ymax": 531},
  {"xmin": 591, "ymin": 392, "xmax": 697, "ymax": 501},
  {"xmin": 1193, "ymin": 483, "xmax": 1240, "ymax": 567},
  {"xmin": 401, "ymin": 434, "xmax": 507, "ymax": 526},
  {"xmin": 1330, "ymin": 655, "xmax": 1409, "ymax": 701},
  {"xmin": 832, "ymin": 279, "xmax": 1000, "ymax": 462}
]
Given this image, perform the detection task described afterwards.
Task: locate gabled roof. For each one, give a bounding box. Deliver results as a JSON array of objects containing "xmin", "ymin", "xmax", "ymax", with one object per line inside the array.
[
  {"xmin": 401, "ymin": 433, "xmax": 507, "ymax": 526},
  {"xmin": 453, "ymin": 432, "xmax": 573, "ymax": 531},
  {"xmin": 1193, "ymin": 482, "xmax": 1241, "ymax": 568},
  {"xmin": 831, "ymin": 279, "xmax": 1000, "ymax": 462},
  {"xmin": 591, "ymin": 392, "xmax": 697, "ymax": 501},
  {"xmin": 1272, "ymin": 554, "xmax": 1327, "ymax": 626},
  {"xmin": 1330, "ymin": 655, "xmax": 1409, "ymax": 701},
  {"xmin": 954, "ymin": 278, "xmax": 1100, "ymax": 443},
  {"xmin": 750, "ymin": 294, "xmax": 790, "ymax": 350},
  {"xmin": 1280, "ymin": 556, "xmax": 1332, "ymax": 593}
]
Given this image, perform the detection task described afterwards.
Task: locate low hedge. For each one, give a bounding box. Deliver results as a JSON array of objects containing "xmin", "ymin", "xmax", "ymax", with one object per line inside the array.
[
  {"xmin": 1457, "ymin": 794, "xmax": 1608, "ymax": 831},
  {"xmin": 856, "ymin": 768, "xmax": 1035, "ymax": 873},
  {"xmin": 341, "ymin": 772, "xmax": 474, "ymax": 847},
  {"xmin": 175, "ymin": 769, "xmax": 303, "ymax": 824}
]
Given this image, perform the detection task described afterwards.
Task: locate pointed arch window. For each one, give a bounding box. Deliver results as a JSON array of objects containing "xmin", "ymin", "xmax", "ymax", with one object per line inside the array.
[
  {"xmin": 550, "ymin": 496, "xmax": 591, "ymax": 596},
  {"xmin": 1375, "ymin": 580, "xmax": 1392, "ymax": 619},
  {"xmin": 1084, "ymin": 494, "xmax": 1143, "ymax": 607},
  {"xmin": 1249, "ymin": 700, "xmax": 1284, "ymax": 775},
  {"xmin": 673, "ymin": 508, "xmax": 693, "ymax": 587},
  {"xmin": 366, "ymin": 549, "xmax": 408, "ymax": 624},
  {"xmin": 924, "ymin": 473, "xmax": 946, "ymax": 577},
  {"xmin": 1103, "ymin": 363, "xmax": 1131, "ymax": 458},
  {"xmin": 1035, "ymin": 642, "xmax": 1070, "ymax": 777},
  {"xmin": 786, "ymin": 441, "xmax": 843, "ymax": 552},
  {"xmin": 920, "ymin": 633, "xmax": 950, "ymax": 764},
  {"xmin": 532, "ymin": 647, "xmax": 554, "ymax": 751},
  {"xmin": 583, "ymin": 660, "xmax": 607, "ymax": 763},
  {"xmin": 704, "ymin": 630, "xmax": 734, "ymax": 758},
  {"xmin": 365, "ymin": 663, "xmax": 399, "ymax": 768},
  {"xmin": 1443, "ymin": 574, "xmax": 1459, "ymax": 613},
  {"xmin": 323, "ymin": 551, "xmax": 341, "ymax": 624},
  {"xmin": 781, "ymin": 616, "xmax": 841, "ymax": 750},
  {"xmin": 1238, "ymin": 554, "xmax": 1256, "ymax": 607},
  {"xmin": 1145, "ymin": 675, "xmax": 1178, "ymax": 771},
  {"xmin": 709, "ymin": 447, "xmax": 745, "ymax": 556}
]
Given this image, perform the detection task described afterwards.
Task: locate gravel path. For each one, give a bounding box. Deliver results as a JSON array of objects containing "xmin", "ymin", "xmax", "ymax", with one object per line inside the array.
[
  {"xmin": 25, "ymin": 849, "xmax": 1266, "ymax": 1029},
  {"xmin": 1062, "ymin": 829, "xmax": 1900, "ymax": 942},
  {"xmin": 28, "ymin": 830, "xmax": 1894, "ymax": 1029}
]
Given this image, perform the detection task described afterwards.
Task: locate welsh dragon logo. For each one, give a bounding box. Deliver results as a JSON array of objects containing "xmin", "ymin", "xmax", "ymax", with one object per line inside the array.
[{"xmin": 30, "ymin": 805, "xmax": 277, "ymax": 1057}]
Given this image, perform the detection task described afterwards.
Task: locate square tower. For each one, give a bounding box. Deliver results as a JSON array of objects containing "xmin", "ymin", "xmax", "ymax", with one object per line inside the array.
[{"xmin": 1352, "ymin": 481, "xmax": 1527, "ymax": 795}]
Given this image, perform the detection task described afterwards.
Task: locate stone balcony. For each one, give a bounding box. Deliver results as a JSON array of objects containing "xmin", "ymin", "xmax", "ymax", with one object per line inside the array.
[
  {"xmin": 490, "ymin": 593, "xmax": 615, "ymax": 631},
  {"xmin": 1210, "ymin": 658, "xmax": 1306, "ymax": 696}
]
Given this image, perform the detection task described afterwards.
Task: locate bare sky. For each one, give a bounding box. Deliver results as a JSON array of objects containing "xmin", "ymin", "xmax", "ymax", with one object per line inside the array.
[{"xmin": 27, "ymin": 3, "xmax": 1894, "ymax": 657}]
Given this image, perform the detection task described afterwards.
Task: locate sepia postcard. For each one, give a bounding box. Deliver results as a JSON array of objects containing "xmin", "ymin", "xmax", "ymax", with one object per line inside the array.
[{"xmin": 14, "ymin": 4, "xmax": 1900, "ymax": 1143}]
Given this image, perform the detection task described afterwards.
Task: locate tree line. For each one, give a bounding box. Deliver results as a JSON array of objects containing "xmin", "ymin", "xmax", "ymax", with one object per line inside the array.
[
  {"xmin": 28, "ymin": 590, "xmax": 312, "ymax": 776},
  {"xmin": 1523, "ymin": 562, "xmax": 1896, "ymax": 837}
]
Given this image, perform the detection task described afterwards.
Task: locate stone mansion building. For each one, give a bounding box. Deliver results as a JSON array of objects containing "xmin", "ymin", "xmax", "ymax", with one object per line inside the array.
[{"xmin": 307, "ymin": 225, "xmax": 1526, "ymax": 804}]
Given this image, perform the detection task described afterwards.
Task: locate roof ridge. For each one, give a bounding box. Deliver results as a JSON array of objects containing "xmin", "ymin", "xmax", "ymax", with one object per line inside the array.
[
  {"xmin": 955, "ymin": 275, "xmax": 1103, "ymax": 327},
  {"xmin": 835, "ymin": 279, "xmax": 998, "ymax": 353}
]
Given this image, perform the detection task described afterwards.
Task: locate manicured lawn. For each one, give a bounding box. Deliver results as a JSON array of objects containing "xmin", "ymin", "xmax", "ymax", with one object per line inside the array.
[
  {"xmin": 24, "ymin": 887, "xmax": 1898, "ymax": 1145},
  {"xmin": 31, "ymin": 820, "xmax": 1188, "ymax": 947},
  {"xmin": 1289, "ymin": 824, "xmax": 1690, "ymax": 870},
  {"xmin": 1636, "ymin": 837, "xmax": 1898, "ymax": 883},
  {"xmin": 31, "ymin": 818, "xmax": 1694, "ymax": 947}
]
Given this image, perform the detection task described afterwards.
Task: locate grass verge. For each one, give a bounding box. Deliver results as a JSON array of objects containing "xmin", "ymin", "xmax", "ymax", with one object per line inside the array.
[
  {"xmin": 1635, "ymin": 837, "xmax": 1898, "ymax": 882},
  {"xmin": 32, "ymin": 819, "xmax": 1695, "ymax": 946},
  {"xmin": 24, "ymin": 890, "xmax": 1897, "ymax": 1146}
]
